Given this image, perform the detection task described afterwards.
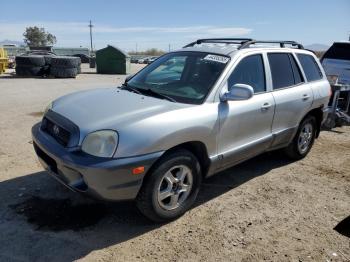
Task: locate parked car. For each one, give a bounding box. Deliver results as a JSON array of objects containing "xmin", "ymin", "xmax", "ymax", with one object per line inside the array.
[
  {"xmin": 32, "ymin": 38, "xmax": 330, "ymax": 222},
  {"xmin": 7, "ymin": 56, "xmax": 15, "ymax": 68},
  {"xmin": 72, "ymin": 53, "xmax": 90, "ymax": 63},
  {"xmin": 130, "ymin": 56, "xmax": 140, "ymax": 63},
  {"xmin": 137, "ymin": 57, "xmax": 147, "ymax": 64},
  {"xmin": 321, "ymin": 42, "xmax": 350, "ymax": 128},
  {"xmin": 145, "ymin": 56, "xmax": 159, "ymax": 64}
]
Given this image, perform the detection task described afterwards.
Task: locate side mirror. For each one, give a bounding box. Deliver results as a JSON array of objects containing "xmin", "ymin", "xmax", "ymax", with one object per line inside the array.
[
  {"xmin": 125, "ymin": 74, "xmax": 135, "ymax": 84},
  {"xmin": 220, "ymin": 83, "xmax": 254, "ymax": 102}
]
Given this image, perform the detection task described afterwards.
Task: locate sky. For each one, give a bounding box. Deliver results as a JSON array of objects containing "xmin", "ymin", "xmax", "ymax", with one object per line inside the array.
[{"xmin": 0, "ymin": 0, "xmax": 349, "ymax": 52}]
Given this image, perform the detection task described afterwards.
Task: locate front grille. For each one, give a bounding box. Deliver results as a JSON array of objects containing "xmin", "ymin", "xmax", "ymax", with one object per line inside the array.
[{"xmin": 42, "ymin": 118, "xmax": 71, "ymax": 147}]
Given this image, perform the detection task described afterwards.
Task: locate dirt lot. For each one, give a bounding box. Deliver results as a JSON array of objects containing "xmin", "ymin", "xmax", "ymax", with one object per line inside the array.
[{"xmin": 0, "ymin": 64, "xmax": 349, "ymax": 262}]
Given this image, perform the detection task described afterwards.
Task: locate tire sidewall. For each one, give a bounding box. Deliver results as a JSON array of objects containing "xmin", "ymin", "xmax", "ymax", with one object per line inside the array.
[
  {"xmin": 50, "ymin": 67, "xmax": 78, "ymax": 78},
  {"xmin": 295, "ymin": 116, "xmax": 316, "ymax": 157}
]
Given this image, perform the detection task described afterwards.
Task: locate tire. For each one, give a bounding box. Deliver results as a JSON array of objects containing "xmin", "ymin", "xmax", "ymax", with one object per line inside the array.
[
  {"xmin": 43, "ymin": 55, "xmax": 55, "ymax": 65},
  {"xmin": 15, "ymin": 55, "xmax": 46, "ymax": 67},
  {"xmin": 50, "ymin": 67, "xmax": 78, "ymax": 78},
  {"xmin": 136, "ymin": 149, "xmax": 202, "ymax": 222},
  {"xmin": 284, "ymin": 115, "xmax": 316, "ymax": 160},
  {"xmin": 50, "ymin": 56, "xmax": 81, "ymax": 68},
  {"xmin": 15, "ymin": 65, "xmax": 44, "ymax": 76},
  {"xmin": 42, "ymin": 65, "xmax": 51, "ymax": 76}
]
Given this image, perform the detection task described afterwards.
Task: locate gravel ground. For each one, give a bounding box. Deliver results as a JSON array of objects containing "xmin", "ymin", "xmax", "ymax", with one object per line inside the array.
[{"xmin": 0, "ymin": 64, "xmax": 349, "ymax": 262}]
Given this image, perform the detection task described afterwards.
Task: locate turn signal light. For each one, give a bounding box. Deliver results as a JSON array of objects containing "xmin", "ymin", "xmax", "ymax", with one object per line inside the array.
[{"xmin": 132, "ymin": 166, "xmax": 145, "ymax": 175}]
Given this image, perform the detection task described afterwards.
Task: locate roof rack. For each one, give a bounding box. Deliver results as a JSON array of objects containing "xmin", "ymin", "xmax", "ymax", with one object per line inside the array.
[
  {"xmin": 183, "ymin": 38, "xmax": 253, "ymax": 48},
  {"xmin": 239, "ymin": 40, "xmax": 304, "ymax": 49},
  {"xmin": 183, "ymin": 39, "xmax": 304, "ymax": 49}
]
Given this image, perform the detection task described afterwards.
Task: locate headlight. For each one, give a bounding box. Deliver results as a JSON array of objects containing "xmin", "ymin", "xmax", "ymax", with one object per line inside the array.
[
  {"xmin": 81, "ymin": 130, "xmax": 118, "ymax": 158},
  {"xmin": 43, "ymin": 102, "xmax": 53, "ymax": 115}
]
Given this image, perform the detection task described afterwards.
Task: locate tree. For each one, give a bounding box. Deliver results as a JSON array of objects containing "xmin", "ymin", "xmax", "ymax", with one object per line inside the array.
[
  {"xmin": 128, "ymin": 48, "xmax": 165, "ymax": 56},
  {"xmin": 23, "ymin": 26, "xmax": 57, "ymax": 47}
]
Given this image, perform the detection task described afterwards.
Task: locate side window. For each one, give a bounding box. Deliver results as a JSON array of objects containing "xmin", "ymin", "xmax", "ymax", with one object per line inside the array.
[
  {"xmin": 289, "ymin": 54, "xmax": 304, "ymax": 85},
  {"xmin": 227, "ymin": 54, "xmax": 266, "ymax": 93},
  {"xmin": 297, "ymin": 54, "xmax": 323, "ymax": 82},
  {"xmin": 268, "ymin": 53, "xmax": 295, "ymax": 90}
]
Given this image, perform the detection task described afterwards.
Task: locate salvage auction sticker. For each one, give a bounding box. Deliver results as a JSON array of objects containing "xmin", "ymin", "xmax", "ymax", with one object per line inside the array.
[{"xmin": 204, "ymin": 54, "xmax": 230, "ymax": 64}]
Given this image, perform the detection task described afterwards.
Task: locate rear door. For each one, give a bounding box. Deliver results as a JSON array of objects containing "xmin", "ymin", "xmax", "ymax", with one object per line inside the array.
[{"xmin": 268, "ymin": 52, "xmax": 313, "ymax": 148}]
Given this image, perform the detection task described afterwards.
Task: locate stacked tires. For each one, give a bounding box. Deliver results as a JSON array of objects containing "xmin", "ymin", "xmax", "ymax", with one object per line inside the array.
[
  {"xmin": 15, "ymin": 55, "xmax": 46, "ymax": 76},
  {"xmin": 15, "ymin": 55, "xmax": 81, "ymax": 78},
  {"xmin": 50, "ymin": 56, "xmax": 81, "ymax": 78}
]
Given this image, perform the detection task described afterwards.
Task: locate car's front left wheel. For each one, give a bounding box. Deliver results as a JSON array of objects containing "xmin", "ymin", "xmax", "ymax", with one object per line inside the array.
[{"xmin": 136, "ymin": 149, "xmax": 202, "ymax": 222}]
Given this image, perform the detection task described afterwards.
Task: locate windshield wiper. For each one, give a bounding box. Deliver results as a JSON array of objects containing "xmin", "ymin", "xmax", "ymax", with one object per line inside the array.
[
  {"xmin": 143, "ymin": 88, "xmax": 177, "ymax": 102},
  {"xmin": 120, "ymin": 84, "xmax": 176, "ymax": 102},
  {"xmin": 120, "ymin": 83, "xmax": 142, "ymax": 95}
]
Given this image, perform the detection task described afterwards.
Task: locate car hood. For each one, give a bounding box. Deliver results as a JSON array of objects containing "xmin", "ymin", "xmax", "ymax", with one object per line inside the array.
[{"xmin": 52, "ymin": 87, "xmax": 186, "ymax": 134}]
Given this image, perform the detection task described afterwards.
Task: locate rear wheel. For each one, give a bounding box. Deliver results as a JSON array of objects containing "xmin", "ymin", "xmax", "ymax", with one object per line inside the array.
[
  {"xmin": 136, "ymin": 149, "xmax": 202, "ymax": 222},
  {"xmin": 285, "ymin": 115, "xmax": 316, "ymax": 160}
]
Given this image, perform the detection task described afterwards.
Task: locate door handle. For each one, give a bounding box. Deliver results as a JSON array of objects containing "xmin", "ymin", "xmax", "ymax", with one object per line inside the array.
[
  {"xmin": 302, "ymin": 94, "xmax": 311, "ymax": 100},
  {"xmin": 261, "ymin": 102, "xmax": 272, "ymax": 110}
]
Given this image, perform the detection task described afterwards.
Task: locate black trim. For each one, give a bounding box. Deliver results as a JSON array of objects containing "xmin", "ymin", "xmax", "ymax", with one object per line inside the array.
[
  {"xmin": 33, "ymin": 142, "xmax": 57, "ymax": 173},
  {"xmin": 183, "ymin": 39, "xmax": 304, "ymax": 50},
  {"xmin": 239, "ymin": 40, "xmax": 304, "ymax": 50},
  {"xmin": 183, "ymin": 38, "xmax": 253, "ymax": 48}
]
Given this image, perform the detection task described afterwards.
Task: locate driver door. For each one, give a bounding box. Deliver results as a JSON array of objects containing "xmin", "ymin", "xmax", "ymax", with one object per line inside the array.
[{"xmin": 217, "ymin": 54, "xmax": 275, "ymax": 168}]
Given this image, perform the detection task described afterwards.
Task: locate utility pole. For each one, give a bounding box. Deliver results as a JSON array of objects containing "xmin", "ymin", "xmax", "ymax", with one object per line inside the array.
[
  {"xmin": 168, "ymin": 44, "xmax": 171, "ymax": 52},
  {"xmin": 136, "ymin": 43, "xmax": 138, "ymax": 53},
  {"xmin": 88, "ymin": 20, "xmax": 94, "ymax": 52}
]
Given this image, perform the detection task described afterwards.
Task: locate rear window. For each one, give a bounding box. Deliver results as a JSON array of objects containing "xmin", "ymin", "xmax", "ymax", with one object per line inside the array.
[
  {"xmin": 297, "ymin": 54, "xmax": 323, "ymax": 82},
  {"xmin": 323, "ymin": 43, "xmax": 350, "ymax": 61},
  {"xmin": 268, "ymin": 53, "xmax": 295, "ymax": 89}
]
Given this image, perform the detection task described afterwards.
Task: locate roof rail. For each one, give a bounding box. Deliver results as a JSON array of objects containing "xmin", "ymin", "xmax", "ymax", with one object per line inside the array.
[
  {"xmin": 183, "ymin": 38, "xmax": 253, "ymax": 48},
  {"xmin": 183, "ymin": 39, "xmax": 304, "ymax": 50},
  {"xmin": 239, "ymin": 40, "xmax": 304, "ymax": 49}
]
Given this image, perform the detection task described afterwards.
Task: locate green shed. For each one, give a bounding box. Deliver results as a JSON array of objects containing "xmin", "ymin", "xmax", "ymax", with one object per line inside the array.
[{"xmin": 96, "ymin": 45, "xmax": 131, "ymax": 74}]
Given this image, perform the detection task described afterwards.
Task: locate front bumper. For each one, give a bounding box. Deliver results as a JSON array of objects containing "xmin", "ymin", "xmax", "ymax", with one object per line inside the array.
[{"xmin": 32, "ymin": 122, "xmax": 164, "ymax": 201}]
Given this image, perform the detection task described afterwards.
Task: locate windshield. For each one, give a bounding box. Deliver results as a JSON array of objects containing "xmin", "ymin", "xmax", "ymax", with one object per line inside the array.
[{"xmin": 127, "ymin": 52, "xmax": 229, "ymax": 104}]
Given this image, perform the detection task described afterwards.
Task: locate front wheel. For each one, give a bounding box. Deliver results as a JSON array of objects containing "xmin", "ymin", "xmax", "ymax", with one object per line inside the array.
[
  {"xmin": 136, "ymin": 149, "xmax": 202, "ymax": 222},
  {"xmin": 285, "ymin": 115, "xmax": 316, "ymax": 160}
]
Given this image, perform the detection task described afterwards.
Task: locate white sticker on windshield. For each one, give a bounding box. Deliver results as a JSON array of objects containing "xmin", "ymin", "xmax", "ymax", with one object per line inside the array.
[{"xmin": 204, "ymin": 54, "xmax": 229, "ymax": 64}]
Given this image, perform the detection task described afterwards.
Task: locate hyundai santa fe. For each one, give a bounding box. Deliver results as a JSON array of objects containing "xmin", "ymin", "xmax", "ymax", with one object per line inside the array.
[{"xmin": 32, "ymin": 38, "xmax": 331, "ymax": 222}]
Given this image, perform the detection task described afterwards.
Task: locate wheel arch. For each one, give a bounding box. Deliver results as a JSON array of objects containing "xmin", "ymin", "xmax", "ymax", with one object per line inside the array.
[
  {"xmin": 303, "ymin": 106, "xmax": 323, "ymax": 138},
  {"xmin": 144, "ymin": 141, "xmax": 211, "ymax": 180}
]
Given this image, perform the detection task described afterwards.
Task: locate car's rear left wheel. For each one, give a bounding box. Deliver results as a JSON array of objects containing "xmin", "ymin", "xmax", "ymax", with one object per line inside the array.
[
  {"xmin": 285, "ymin": 115, "xmax": 316, "ymax": 160},
  {"xmin": 136, "ymin": 149, "xmax": 202, "ymax": 222}
]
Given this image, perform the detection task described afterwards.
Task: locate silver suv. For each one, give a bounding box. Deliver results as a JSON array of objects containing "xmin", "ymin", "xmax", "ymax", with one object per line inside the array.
[{"xmin": 32, "ymin": 38, "xmax": 330, "ymax": 222}]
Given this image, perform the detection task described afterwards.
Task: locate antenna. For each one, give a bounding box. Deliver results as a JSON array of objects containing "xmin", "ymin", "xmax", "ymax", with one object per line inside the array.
[{"xmin": 88, "ymin": 20, "xmax": 94, "ymax": 52}]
